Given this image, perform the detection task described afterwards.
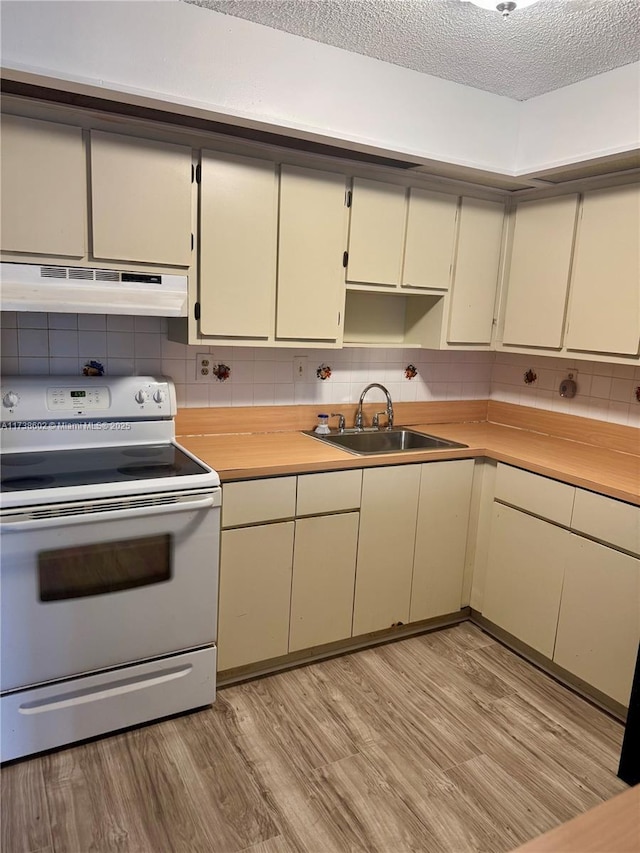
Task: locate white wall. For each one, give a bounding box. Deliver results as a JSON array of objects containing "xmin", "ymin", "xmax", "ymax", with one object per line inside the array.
[
  {"xmin": 2, "ymin": 312, "xmax": 638, "ymax": 427},
  {"xmin": 515, "ymin": 63, "xmax": 640, "ymax": 174},
  {"xmin": 5, "ymin": 0, "xmax": 636, "ymax": 177},
  {"xmin": 0, "ymin": 0, "xmax": 519, "ymax": 174}
]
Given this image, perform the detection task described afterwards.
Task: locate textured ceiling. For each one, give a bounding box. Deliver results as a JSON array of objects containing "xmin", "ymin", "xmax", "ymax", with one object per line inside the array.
[{"xmin": 182, "ymin": 0, "xmax": 640, "ymax": 101}]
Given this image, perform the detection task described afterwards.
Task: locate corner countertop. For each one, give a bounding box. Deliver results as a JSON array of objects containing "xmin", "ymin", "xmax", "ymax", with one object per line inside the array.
[{"xmin": 178, "ymin": 404, "xmax": 640, "ymax": 505}]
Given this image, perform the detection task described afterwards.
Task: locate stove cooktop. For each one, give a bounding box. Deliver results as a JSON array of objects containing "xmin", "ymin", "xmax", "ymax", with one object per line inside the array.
[{"xmin": 0, "ymin": 443, "xmax": 211, "ymax": 493}]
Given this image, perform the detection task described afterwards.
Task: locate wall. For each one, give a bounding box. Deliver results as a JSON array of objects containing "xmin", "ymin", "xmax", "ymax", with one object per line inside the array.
[
  {"xmin": 2, "ymin": 1, "xmax": 638, "ymax": 176},
  {"xmin": 2, "ymin": 311, "xmax": 638, "ymax": 428}
]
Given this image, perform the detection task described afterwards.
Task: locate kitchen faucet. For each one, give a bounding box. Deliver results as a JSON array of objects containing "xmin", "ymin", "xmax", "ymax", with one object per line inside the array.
[{"xmin": 354, "ymin": 383, "xmax": 394, "ymax": 431}]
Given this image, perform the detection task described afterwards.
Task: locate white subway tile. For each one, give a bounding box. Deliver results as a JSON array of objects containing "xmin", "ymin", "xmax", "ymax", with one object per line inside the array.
[
  {"xmin": 134, "ymin": 333, "xmax": 161, "ymax": 360},
  {"xmin": 185, "ymin": 383, "xmax": 210, "ymax": 407},
  {"xmin": 107, "ymin": 331, "xmax": 135, "ymax": 359},
  {"xmin": 78, "ymin": 314, "xmax": 107, "ymax": 331},
  {"xmin": 106, "ymin": 358, "xmax": 136, "ymax": 376},
  {"xmin": 590, "ymin": 375, "xmax": 612, "ymax": 399},
  {"xmin": 17, "ymin": 312, "xmax": 47, "ymax": 329},
  {"xmin": 610, "ymin": 378, "xmax": 634, "ymax": 403},
  {"xmin": 106, "ymin": 315, "xmax": 135, "ymax": 332},
  {"xmin": 254, "ymin": 361, "xmax": 275, "ymax": 384},
  {"xmin": 1, "ymin": 329, "xmax": 18, "ymax": 358},
  {"xmin": 134, "ymin": 316, "xmax": 163, "ymax": 333},
  {"xmin": 49, "ymin": 329, "xmax": 79, "ymax": 358},
  {"xmin": 1, "ymin": 312, "xmax": 17, "ymax": 329},
  {"xmin": 49, "ymin": 357, "xmax": 80, "ymax": 375},
  {"xmin": 48, "ymin": 313, "xmax": 77, "ymax": 330},
  {"xmin": 18, "ymin": 329, "xmax": 49, "ymax": 358},
  {"xmin": 78, "ymin": 331, "xmax": 107, "ymax": 360},
  {"xmin": 18, "ymin": 357, "xmax": 49, "ymax": 374}
]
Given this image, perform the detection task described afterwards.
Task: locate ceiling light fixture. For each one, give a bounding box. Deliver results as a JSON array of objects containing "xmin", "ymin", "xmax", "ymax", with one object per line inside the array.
[{"xmin": 463, "ymin": 0, "xmax": 540, "ymax": 18}]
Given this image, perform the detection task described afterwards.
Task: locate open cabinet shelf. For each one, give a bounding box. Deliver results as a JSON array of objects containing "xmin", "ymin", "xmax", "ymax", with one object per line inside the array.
[{"xmin": 343, "ymin": 289, "xmax": 444, "ymax": 348}]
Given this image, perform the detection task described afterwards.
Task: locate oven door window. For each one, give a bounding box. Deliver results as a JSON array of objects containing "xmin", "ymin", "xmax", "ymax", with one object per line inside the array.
[{"xmin": 38, "ymin": 534, "xmax": 172, "ymax": 601}]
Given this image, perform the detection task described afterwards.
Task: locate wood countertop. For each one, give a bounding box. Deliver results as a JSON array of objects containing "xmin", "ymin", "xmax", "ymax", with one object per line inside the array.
[
  {"xmin": 177, "ymin": 402, "xmax": 640, "ymax": 505},
  {"xmin": 510, "ymin": 784, "xmax": 640, "ymax": 852}
]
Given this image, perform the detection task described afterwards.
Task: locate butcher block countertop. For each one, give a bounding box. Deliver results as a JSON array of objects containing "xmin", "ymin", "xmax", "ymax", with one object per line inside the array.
[{"xmin": 177, "ymin": 401, "xmax": 640, "ymax": 505}]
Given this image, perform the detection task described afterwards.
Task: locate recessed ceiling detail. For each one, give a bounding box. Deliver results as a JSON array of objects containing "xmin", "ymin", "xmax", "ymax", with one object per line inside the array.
[{"xmin": 182, "ymin": 0, "xmax": 640, "ymax": 101}]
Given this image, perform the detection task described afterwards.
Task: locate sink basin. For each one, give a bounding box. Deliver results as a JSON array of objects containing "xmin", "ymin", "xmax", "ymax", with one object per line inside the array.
[{"xmin": 303, "ymin": 428, "xmax": 468, "ymax": 456}]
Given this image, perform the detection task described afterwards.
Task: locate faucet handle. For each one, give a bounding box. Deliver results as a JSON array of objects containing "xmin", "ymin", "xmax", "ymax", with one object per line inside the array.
[
  {"xmin": 372, "ymin": 411, "xmax": 387, "ymax": 429},
  {"xmin": 330, "ymin": 412, "xmax": 346, "ymax": 431}
]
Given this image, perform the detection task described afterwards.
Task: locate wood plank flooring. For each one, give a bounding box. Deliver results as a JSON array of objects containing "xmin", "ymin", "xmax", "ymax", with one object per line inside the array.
[{"xmin": 1, "ymin": 624, "xmax": 628, "ymax": 853}]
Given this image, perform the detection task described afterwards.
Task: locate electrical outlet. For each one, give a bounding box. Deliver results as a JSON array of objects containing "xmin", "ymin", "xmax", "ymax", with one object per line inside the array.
[
  {"xmin": 293, "ymin": 356, "xmax": 307, "ymax": 382},
  {"xmin": 196, "ymin": 353, "xmax": 212, "ymax": 381}
]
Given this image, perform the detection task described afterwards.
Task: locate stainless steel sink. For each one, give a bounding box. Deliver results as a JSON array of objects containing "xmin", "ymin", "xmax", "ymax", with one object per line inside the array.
[{"xmin": 303, "ymin": 427, "xmax": 468, "ymax": 456}]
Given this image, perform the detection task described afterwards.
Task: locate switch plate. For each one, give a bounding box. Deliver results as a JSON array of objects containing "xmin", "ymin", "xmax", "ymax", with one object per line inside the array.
[
  {"xmin": 293, "ymin": 356, "xmax": 307, "ymax": 382},
  {"xmin": 196, "ymin": 353, "xmax": 212, "ymax": 381}
]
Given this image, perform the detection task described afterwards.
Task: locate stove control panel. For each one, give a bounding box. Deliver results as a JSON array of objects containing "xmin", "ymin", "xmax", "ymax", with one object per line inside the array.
[
  {"xmin": 47, "ymin": 386, "xmax": 110, "ymax": 412},
  {"xmin": 0, "ymin": 376, "xmax": 176, "ymax": 422}
]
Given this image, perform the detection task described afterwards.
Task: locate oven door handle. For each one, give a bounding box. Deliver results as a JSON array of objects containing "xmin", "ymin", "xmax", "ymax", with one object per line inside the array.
[{"xmin": 0, "ymin": 493, "xmax": 219, "ymax": 532}]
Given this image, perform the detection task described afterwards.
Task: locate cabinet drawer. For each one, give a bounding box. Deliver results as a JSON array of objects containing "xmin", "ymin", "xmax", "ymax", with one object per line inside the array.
[
  {"xmin": 572, "ymin": 489, "xmax": 640, "ymax": 557},
  {"xmin": 494, "ymin": 464, "xmax": 574, "ymax": 526},
  {"xmin": 296, "ymin": 470, "xmax": 362, "ymax": 516},
  {"xmin": 222, "ymin": 477, "xmax": 296, "ymax": 528}
]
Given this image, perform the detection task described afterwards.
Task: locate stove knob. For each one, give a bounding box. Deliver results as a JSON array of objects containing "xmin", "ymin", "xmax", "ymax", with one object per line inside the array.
[
  {"xmin": 153, "ymin": 388, "xmax": 166, "ymax": 403},
  {"xmin": 135, "ymin": 389, "xmax": 149, "ymax": 404},
  {"xmin": 2, "ymin": 391, "xmax": 19, "ymax": 408}
]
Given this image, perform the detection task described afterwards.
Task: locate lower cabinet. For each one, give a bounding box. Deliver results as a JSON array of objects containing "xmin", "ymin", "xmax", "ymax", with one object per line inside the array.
[
  {"xmin": 410, "ymin": 459, "xmax": 475, "ymax": 621},
  {"xmin": 218, "ymin": 521, "xmax": 295, "ymax": 671},
  {"xmin": 352, "ymin": 465, "xmax": 421, "ymax": 635},
  {"xmin": 482, "ymin": 463, "xmax": 640, "ymax": 708},
  {"xmin": 554, "ymin": 536, "xmax": 640, "ymax": 707},
  {"xmin": 289, "ymin": 512, "xmax": 359, "ymax": 652},
  {"xmin": 218, "ymin": 460, "xmax": 475, "ymax": 673},
  {"xmin": 483, "ymin": 503, "xmax": 569, "ymax": 658}
]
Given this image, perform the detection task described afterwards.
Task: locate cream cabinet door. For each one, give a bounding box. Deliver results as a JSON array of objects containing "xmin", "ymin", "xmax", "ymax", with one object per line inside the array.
[
  {"xmin": 352, "ymin": 465, "xmax": 421, "ymax": 635},
  {"xmin": 566, "ymin": 184, "xmax": 640, "ymax": 356},
  {"xmin": 502, "ymin": 196, "xmax": 578, "ymax": 349},
  {"xmin": 483, "ymin": 504, "xmax": 569, "ymax": 658},
  {"xmin": 402, "ymin": 189, "xmax": 458, "ymax": 290},
  {"xmin": 277, "ymin": 165, "xmax": 347, "ymax": 342},
  {"xmin": 410, "ymin": 460, "xmax": 474, "ymax": 622},
  {"xmin": 199, "ymin": 152, "xmax": 278, "ymax": 339},
  {"xmin": 447, "ymin": 197, "xmax": 504, "ymax": 344},
  {"xmin": 217, "ymin": 522, "xmax": 294, "ymax": 671},
  {"xmin": 346, "ymin": 178, "xmax": 406, "ymax": 287},
  {"xmin": 90, "ymin": 131, "xmax": 193, "ymax": 266},
  {"xmin": 554, "ymin": 536, "xmax": 640, "ymax": 707},
  {"xmin": 1, "ymin": 114, "xmax": 86, "ymax": 257},
  {"xmin": 289, "ymin": 512, "xmax": 359, "ymax": 652}
]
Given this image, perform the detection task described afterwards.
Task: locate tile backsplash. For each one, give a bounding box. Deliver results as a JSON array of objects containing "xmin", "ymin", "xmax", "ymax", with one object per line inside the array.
[{"xmin": 1, "ymin": 312, "xmax": 639, "ymax": 428}]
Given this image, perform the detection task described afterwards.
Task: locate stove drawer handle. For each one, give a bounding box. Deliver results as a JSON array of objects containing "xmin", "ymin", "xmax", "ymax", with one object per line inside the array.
[{"xmin": 0, "ymin": 494, "xmax": 218, "ymax": 531}]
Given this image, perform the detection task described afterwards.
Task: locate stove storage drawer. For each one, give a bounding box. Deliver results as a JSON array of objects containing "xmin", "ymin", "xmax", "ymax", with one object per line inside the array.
[{"xmin": 1, "ymin": 646, "xmax": 216, "ymax": 762}]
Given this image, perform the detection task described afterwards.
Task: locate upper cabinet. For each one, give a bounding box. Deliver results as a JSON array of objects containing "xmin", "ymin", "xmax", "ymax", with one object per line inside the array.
[
  {"xmin": 199, "ymin": 151, "xmax": 278, "ymax": 340},
  {"xmin": 501, "ymin": 195, "xmax": 578, "ymax": 350},
  {"xmin": 498, "ymin": 182, "xmax": 639, "ymax": 363},
  {"xmin": 346, "ymin": 178, "xmax": 406, "ymax": 287},
  {"xmin": 0, "ymin": 115, "xmax": 195, "ymax": 272},
  {"xmin": 447, "ymin": 197, "xmax": 504, "ymax": 345},
  {"xmin": 276, "ymin": 165, "xmax": 348, "ymax": 342},
  {"xmin": 0, "ymin": 115, "xmax": 86, "ymax": 258},
  {"xmin": 343, "ymin": 178, "xmax": 504, "ymax": 349},
  {"xmin": 89, "ymin": 131, "xmax": 193, "ymax": 267},
  {"xmin": 565, "ymin": 184, "xmax": 640, "ymax": 357},
  {"xmin": 197, "ymin": 156, "xmax": 348, "ymax": 345},
  {"xmin": 403, "ymin": 189, "xmax": 458, "ymax": 290}
]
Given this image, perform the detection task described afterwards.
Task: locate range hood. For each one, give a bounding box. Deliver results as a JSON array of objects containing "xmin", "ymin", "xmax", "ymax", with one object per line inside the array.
[{"xmin": 0, "ymin": 263, "xmax": 188, "ymax": 316}]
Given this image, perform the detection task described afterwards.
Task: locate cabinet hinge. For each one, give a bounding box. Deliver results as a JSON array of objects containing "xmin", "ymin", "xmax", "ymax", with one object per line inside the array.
[
  {"xmin": 194, "ymin": 302, "xmax": 201, "ymax": 321},
  {"xmin": 191, "ymin": 164, "xmax": 195, "ymax": 183},
  {"xmin": 343, "ymin": 251, "xmax": 349, "ymax": 268},
  {"xmin": 191, "ymin": 233, "xmax": 194, "ymax": 251},
  {"xmin": 345, "ymin": 190, "xmax": 352, "ymax": 208},
  {"xmin": 195, "ymin": 163, "xmax": 202, "ymax": 184}
]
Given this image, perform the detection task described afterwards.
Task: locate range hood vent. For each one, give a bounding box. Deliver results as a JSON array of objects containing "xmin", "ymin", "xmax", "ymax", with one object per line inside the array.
[{"xmin": 0, "ymin": 263, "xmax": 188, "ymax": 317}]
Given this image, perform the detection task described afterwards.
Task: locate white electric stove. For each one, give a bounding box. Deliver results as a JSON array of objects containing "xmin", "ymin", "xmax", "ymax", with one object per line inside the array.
[{"xmin": 0, "ymin": 376, "xmax": 221, "ymax": 762}]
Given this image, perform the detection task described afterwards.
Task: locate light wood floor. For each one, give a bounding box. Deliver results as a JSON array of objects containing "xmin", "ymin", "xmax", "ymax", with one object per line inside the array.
[{"xmin": 2, "ymin": 624, "xmax": 628, "ymax": 853}]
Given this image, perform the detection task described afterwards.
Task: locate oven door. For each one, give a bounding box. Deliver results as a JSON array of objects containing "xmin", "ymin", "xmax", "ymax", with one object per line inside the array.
[{"xmin": 0, "ymin": 489, "xmax": 221, "ymax": 692}]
